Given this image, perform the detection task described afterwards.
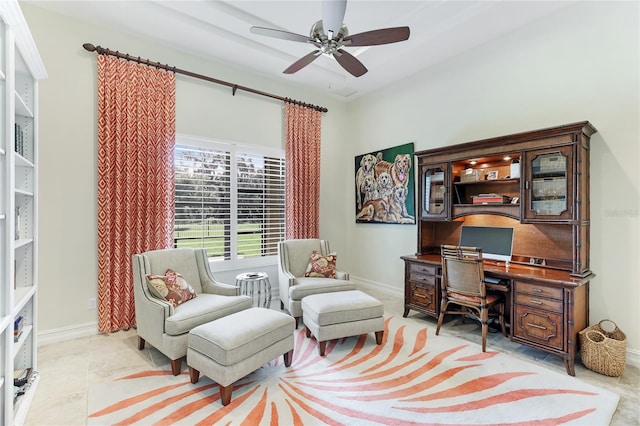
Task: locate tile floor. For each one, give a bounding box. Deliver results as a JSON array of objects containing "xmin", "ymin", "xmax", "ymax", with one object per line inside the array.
[{"xmin": 25, "ymin": 290, "xmax": 639, "ymax": 425}]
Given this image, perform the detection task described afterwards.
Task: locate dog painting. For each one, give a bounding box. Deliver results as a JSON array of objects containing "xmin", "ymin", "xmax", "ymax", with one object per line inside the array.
[{"xmin": 354, "ymin": 142, "xmax": 415, "ymax": 224}]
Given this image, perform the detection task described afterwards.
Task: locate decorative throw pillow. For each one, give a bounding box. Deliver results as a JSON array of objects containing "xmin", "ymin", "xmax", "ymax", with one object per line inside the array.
[
  {"xmin": 145, "ymin": 269, "xmax": 197, "ymax": 307},
  {"xmin": 304, "ymin": 251, "xmax": 337, "ymax": 279}
]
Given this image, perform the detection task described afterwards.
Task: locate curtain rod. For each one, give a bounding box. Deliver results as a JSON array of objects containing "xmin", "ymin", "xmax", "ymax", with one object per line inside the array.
[{"xmin": 82, "ymin": 43, "xmax": 328, "ymax": 113}]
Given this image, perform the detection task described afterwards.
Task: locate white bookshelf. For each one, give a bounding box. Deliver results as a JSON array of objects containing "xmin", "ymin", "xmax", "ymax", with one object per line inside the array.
[{"xmin": 0, "ymin": 1, "xmax": 46, "ymax": 424}]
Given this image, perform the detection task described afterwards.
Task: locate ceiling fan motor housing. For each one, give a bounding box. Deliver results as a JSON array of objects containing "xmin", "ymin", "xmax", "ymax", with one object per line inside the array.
[{"xmin": 311, "ymin": 20, "xmax": 348, "ymax": 54}]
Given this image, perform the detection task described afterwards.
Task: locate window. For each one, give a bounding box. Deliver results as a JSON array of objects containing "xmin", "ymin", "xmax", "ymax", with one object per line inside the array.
[{"xmin": 174, "ymin": 136, "xmax": 285, "ymax": 268}]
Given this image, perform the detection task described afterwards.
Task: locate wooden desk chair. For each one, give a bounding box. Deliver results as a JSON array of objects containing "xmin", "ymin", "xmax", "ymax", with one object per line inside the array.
[{"xmin": 436, "ymin": 244, "xmax": 507, "ymax": 352}]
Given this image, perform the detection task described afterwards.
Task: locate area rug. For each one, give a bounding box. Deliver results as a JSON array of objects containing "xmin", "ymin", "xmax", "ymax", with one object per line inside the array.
[{"xmin": 88, "ymin": 316, "xmax": 619, "ymax": 425}]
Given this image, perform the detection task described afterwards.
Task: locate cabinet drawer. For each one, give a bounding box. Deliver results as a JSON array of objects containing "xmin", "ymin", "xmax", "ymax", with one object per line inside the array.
[
  {"xmin": 515, "ymin": 281, "xmax": 563, "ymax": 300},
  {"xmin": 514, "ymin": 305, "xmax": 563, "ymax": 350},
  {"xmin": 515, "ymin": 293, "xmax": 563, "ymax": 313},
  {"xmin": 409, "ymin": 272, "xmax": 435, "ymax": 285},
  {"xmin": 409, "ymin": 262, "xmax": 437, "ymax": 277},
  {"xmin": 409, "ymin": 282, "xmax": 436, "ymax": 311}
]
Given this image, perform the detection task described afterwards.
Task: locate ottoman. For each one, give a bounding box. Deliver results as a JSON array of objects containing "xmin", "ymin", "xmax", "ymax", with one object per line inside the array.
[
  {"xmin": 187, "ymin": 307, "xmax": 295, "ymax": 406},
  {"xmin": 302, "ymin": 290, "xmax": 385, "ymax": 356}
]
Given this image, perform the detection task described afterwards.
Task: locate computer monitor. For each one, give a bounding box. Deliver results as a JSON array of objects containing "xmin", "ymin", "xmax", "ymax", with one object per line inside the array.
[{"xmin": 459, "ymin": 225, "xmax": 515, "ymax": 262}]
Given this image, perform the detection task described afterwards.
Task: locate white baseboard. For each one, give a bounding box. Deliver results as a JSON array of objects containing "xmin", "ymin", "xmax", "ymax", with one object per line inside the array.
[
  {"xmin": 625, "ymin": 349, "xmax": 640, "ymax": 369},
  {"xmin": 350, "ymin": 275, "xmax": 640, "ymax": 371},
  {"xmin": 351, "ymin": 274, "xmax": 403, "ymax": 298},
  {"xmin": 37, "ymin": 322, "xmax": 99, "ymax": 347}
]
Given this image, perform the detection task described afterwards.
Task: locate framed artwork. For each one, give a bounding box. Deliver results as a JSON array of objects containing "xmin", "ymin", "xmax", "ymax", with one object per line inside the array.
[{"xmin": 355, "ymin": 142, "xmax": 415, "ymax": 224}]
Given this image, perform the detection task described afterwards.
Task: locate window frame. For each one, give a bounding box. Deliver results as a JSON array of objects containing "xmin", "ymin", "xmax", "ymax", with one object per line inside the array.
[{"xmin": 174, "ymin": 134, "xmax": 285, "ymax": 272}]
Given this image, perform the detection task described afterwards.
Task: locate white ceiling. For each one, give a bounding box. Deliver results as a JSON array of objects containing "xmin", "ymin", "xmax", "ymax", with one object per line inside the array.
[{"xmin": 25, "ymin": 0, "xmax": 571, "ymax": 100}]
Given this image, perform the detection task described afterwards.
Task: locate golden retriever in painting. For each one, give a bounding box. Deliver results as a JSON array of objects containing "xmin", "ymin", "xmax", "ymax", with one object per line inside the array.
[
  {"xmin": 355, "ymin": 153, "xmax": 378, "ymax": 210},
  {"xmin": 376, "ymin": 172, "xmax": 393, "ymax": 199},
  {"xmin": 356, "ymin": 198, "xmax": 390, "ymax": 222},
  {"xmin": 375, "ymin": 153, "xmax": 411, "ymax": 189},
  {"xmin": 387, "ymin": 183, "xmax": 414, "ymax": 224},
  {"xmin": 361, "ymin": 174, "xmax": 379, "ymax": 204}
]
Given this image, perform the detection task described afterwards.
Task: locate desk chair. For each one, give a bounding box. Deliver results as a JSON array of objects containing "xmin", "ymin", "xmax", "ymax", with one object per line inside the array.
[{"xmin": 436, "ymin": 245, "xmax": 507, "ymax": 352}]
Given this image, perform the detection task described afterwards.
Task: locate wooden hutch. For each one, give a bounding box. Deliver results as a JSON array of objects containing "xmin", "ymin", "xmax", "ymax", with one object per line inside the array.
[{"xmin": 401, "ymin": 121, "xmax": 597, "ymax": 375}]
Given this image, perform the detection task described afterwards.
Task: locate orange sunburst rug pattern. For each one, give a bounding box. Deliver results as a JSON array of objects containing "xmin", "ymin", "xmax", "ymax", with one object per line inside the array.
[{"xmin": 88, "ymin": 316, "xmax": 619, "ymax": 425}]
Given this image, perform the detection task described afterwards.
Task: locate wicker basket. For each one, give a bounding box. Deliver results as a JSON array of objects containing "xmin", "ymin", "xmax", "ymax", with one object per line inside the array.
[{"xmin": 579, "ymin": 320, "xmax": 627, "ymax": 377}]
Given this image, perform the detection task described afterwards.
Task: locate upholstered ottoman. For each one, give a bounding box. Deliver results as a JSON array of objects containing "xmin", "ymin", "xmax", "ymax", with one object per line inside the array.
[
  {"xmin": 302, "ymin": 290, "xmax": 385, "ymax": 356},
  {"xmin": 187, "ymin": 307, "xmax": 294, "ymax": 406}
]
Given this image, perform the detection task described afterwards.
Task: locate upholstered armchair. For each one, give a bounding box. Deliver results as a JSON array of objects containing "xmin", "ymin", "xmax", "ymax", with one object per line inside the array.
[
  {"xmin": 132, "ymin": 248, "xmax": 252, "ymax": 375},
  {"xmin": 277, "ymin": 239, "xmax": 356, "ymax": 327}
]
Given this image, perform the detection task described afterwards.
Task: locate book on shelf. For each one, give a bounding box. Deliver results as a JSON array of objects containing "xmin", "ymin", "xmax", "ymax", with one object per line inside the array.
[
  {"xmin": 14, "ymin": 315, "xmax": 24, "ymax": 342},
  {"xmin": 15, "ymin": 206, "xmax": 21, "ymax": 240},
  {"xmin": 14, "ymin": 315, "xmax": 24, "ymax": 332},
  {"xmin": 13, "ymin": 368, "xmax": 33, "ymax": 387},
  {"xmin": 472, "ymin": 194, "xmax": 511, "ymax": 204},
  {"xmin": 13, "ymin": 369, "xmax": 37, "ymax": 405},
  {"xmin": 14, "ymin": 123, "xmax": 24, "ymax": 156}
]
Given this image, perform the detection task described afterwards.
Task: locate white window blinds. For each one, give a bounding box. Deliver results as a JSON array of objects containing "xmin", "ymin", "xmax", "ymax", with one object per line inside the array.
[{"xmin": 174, "ymin": 138, "xmax": 285, "ymax": 262}]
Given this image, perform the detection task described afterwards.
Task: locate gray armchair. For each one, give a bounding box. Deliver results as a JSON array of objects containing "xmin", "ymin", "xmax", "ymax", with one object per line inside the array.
[
  {"xmin": 132, "ymin": 248, "xmax": 252, "ymax": 375},
  {"xmin": 277, "ymin": 239, "xmax": 355, "ymax": 327}
]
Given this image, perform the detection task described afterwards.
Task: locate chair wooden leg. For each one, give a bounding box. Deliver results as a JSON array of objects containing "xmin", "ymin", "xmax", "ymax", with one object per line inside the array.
[
  {"xmin": 280, "ymin": 301, "xmax": 284, "ymax": 310},
  {"xmin": 436, "ymin": 301, "xmax": 448, "ymax": 335},
  {"xmin": 137, "ymin": 336, "xmax": 145, "ymax": 350},
  {"xmin": 189, "ymin": 366, "xmax": 200, "ymax": 384},
  {"xmin": 305, "ymin": 326, "xmax": 311, "ymax": 338},
  {"xmin": 498, "ymin": 303, "xmax": 508, "ymax": 337},
  {"xmin": 219, "ymin": 384, "xmax": 233, "ymax": 406},
  {"xmin": 481, "ymin": 322, "xmax": 488, "ymax": 352},
  {"xmin": 436, "ymin": 313, "xmax": 445, "ymax": 335},
  {"xmin": 318, "ymin": 341, "xmax": 327, "ymax": 356},
  {"xmin": 294, "ymin": 317, "xmax": 300, "ymax": 329},
  {"xmin": 375, "ymin": 330, "xmax": 384, "ymax": 345},
  {"xmin": 170, "ymin": 358, "xmax": 183, "ymax": 376},
  {"xmin": 481, "ymin": 308, "xmax": 489, "ymax": 352},
  {"xmin": 283, "ymin": 349, "xmax": 293, "ymax": 367}
]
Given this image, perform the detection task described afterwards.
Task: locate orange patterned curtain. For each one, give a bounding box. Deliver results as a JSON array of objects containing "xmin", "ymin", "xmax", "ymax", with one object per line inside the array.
[
  {"xmin": 284, "ymin": 103, "xmax": 322, "ymax": 239},
  {"xmin": 97, "ymin": 55, "xmax": 176, "ymax": 332}
]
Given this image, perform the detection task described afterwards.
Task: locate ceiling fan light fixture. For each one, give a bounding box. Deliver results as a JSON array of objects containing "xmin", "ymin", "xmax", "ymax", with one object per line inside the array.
[{"xmin": 250, "ymin": 0, "xmax": 409, "ymax": 78}]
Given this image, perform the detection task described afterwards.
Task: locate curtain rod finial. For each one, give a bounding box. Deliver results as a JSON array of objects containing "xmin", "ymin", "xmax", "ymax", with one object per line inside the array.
[{"xmin": 83, "ymin": 43, "xmax": 96, "ymax": 52}]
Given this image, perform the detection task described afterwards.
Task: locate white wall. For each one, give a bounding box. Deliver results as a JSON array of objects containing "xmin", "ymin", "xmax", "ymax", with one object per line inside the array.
[
  {"xmin": 21, "ymin": 4, "xmax": 348, "ymax": 336},
  {"xmin": 344, "ymin": 1, "xmax": 639, "ymax": 360}
]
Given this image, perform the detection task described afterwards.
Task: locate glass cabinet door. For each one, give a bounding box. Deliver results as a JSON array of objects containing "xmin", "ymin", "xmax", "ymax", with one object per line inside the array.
[
  {"xmin": 524, "ymin": 147, "xmax": 573, "ymax": 221},
  {"xmin": 420, "ymin": 163, "xmax": 449, "ymax": 220}
]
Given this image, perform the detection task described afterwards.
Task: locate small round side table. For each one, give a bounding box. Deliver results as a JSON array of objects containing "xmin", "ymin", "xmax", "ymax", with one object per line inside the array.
[{"xmin": 235, "ymin": 272, "xmax": 272, "ymax": 308}]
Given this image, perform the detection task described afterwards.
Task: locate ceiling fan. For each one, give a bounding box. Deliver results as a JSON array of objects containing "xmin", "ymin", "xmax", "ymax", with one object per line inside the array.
[{"xmin": 250, "ymin": 0, "xmax": 410, "ymax": 78}]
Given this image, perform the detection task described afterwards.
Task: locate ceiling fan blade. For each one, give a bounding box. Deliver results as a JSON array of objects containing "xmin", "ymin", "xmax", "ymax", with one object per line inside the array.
[
  {"xmin": 250, "ymin": 26, "xmax": 311, "ymax": 43},
  {"xmin": 333, "ymin": 49, "xmax": 367, "ymax": 77},
  {"xmin": 343, "ymin": 27, "xmax": 410, "ymax": 46},
  {"xmin": 283, "ymin": 50, "xmax": 322, "ymax": 74},
  {"xmin": 322, "ymin": 0, "xmax": 347, "ymax": 40}
]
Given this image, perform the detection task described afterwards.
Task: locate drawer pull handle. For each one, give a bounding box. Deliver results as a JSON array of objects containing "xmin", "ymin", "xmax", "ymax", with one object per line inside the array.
[
  {"xmin": 527, "ymin": 323, "xmax": 547, "ymax": 330},
  {"xmin": 531, "ymin": 300, "xmax": 543, "ymax": 305},
  {"xmin": 531, "ymin": 288, "xmax": 543, "ymax": 293}
]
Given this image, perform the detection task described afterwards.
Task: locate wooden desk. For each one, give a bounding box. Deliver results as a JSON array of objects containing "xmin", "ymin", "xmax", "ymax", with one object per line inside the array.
[{"xmin": 401, "ymin": 253, "xmax": 593, "ymax": 376}]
